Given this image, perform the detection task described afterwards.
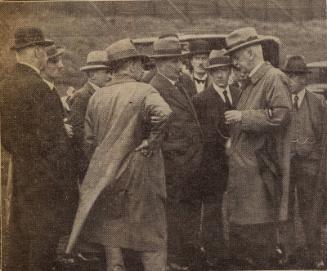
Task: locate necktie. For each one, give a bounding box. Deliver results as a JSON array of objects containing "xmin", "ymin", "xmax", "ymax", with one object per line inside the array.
[
  {"xmin": 293, "ymin": 95, "xmax": 299, "ymax": 111},
  {"xmin": 223, "ymin": 90, "xmax": 233, "ymax": 110}
]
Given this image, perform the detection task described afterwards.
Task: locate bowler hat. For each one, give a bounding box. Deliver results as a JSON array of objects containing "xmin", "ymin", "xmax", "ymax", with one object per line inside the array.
[
  {"xmin": 46, "ymin": 44, "xmax": 65, "ymax": 60},
  {"xmin": 282, "ymin": 55, "xmax": 311, "ymax": 74},
  {"xmin": 11, "ymin": 26, "xmax": 54, "ymax": 50},
  {"xmin": 151, "ymin": 38, "xmax": 189, "ymax": 59},
  {"xmin": 105, "ymin": 39, "xmax": 149, "ymax": 68},
  {"xmin": 80, "ymin": 50, "xmax": 109, "ymax": 72},
  {"xmin": 203, "ymin": 49, "xmax": 231, "ymax": 70},
  {"xmin": 189, "ymin": 39, "xmax": 210, "ymax": 56},
  {"xmin": 224, "ymin": 27, "xmax": 271, "ymax": 55}
]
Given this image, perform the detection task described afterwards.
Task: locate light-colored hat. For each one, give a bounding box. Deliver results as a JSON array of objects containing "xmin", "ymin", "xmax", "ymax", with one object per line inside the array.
[
  {"xmin": 224, "ymin": 27, "xmax": 271, "ymax": 55},
  {"xmin": 80, "ymin": 50, "xmax": 109, "ymax": 72},
  {"xmin": 45, "ymin": 44, "xmax": 65, "ymax": 60},
  {"xmin": 203, "ymin": 49, "xmax": 231, "ymax": 70},
  {"xmin": 105, "ymin": 39, "xmax": 149, "ymax": 68},
  {"xmin": 151, "ymin": 38, "xmax": 189, "ymax": 58},
  {"xmin": 282, "ymin": 55, "xmax": 311, "ymax": 74}
]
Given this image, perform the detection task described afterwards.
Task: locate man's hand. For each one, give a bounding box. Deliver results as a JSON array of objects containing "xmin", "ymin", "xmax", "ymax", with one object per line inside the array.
[
  {"xmin": 224, "ymin": 110, "xmax": 242, "ymax": 124},
  {"xmin": 64, "ymin": 123, "xmax": 73, "ymax": 138},
  {"xmin": 135, "ymin": 140, "xmax": 152, "ymax": 157}
]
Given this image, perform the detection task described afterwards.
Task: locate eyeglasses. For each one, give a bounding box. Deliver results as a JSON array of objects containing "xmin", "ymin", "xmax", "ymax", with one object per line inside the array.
[{"xmin": 291, "ymin": 137, "xmax": 316, "ymax": 144}]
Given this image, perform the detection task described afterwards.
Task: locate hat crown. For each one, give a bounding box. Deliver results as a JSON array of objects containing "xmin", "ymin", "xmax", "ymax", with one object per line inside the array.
[
  {"xmin": 225, "ymin": 27, "xmax": 259, "ymax": 50},
  {"xmin": 86, "ymin": 50, "xmax": 108, "ymax": 64},
  {"xmin": 152, "ymin": 38, "xmax": 183, "ymax": 56},
  {"xmin": 12, "ymin": 26, "xmax": 53, "ymax": 50},
  {"xmin": 282, "ymin": 55, "xmax": 308, "ymax": 73},
  {"xmin": 189, "ymin": 39, "xmax": 210, "ymax": 54},
  {"xmin": 105, "ymin": 39, "xmax": 139, "ymax": 62},
  {"xmin": 204, "ymin": 49, "xmax": 231, "ymax": 69},
  {"xmin": 46, "ymin": 44, "xmax": 65, "ymax": 59}
]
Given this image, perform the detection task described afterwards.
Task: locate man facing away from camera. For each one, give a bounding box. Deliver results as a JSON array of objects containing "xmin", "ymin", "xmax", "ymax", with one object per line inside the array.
[
  {"xmin": 223, "ymin": 27, "xmax": 292, "ymax": 269},
  {"xmin": 150, "ymin": 37, "xmax": 203, "ymax": 270},
  {"xmin": 67, "ymin": 50, "xmax": 111, "ymax": 180},
  {"xmin": 192, "ymin": 49, "xmax": 241, "ymax": 267},
  {"xmin": 281, "ymin": 55, "xmax": 326, "ymax": 269},
  {"xmin": 66, "ymin": 39, "xmax": 172, "ymax": 271},
  {"xmin": 1, "ymin": 26, "xmax": 77, "ymax": 271}
]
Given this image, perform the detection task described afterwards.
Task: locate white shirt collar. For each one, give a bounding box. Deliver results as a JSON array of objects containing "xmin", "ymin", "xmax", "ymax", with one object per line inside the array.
[
  {"xmin": 158, "ymin": 71, "xmax": 177, "ymax": 86},
  {"xmin": 292, "ymin": 89, "xmax": 306, "ymax": 107},
  {"xmin": 249, "ymin": 61, "xmax": 265, "ymax": 78},
  {"xmin": 43, "ymin": 79, "xmax": 55, "ymax": 90},
  {"xmin": 18, "ymin": 61, "xmax": 40, "ymax": 75},
  {"xmin": 88, "ymin": 81, "xmax": 101, "ymax": 92},
  {"xmin": 213, "ymin": 83, "xmax": 233, "ymax": 103}
]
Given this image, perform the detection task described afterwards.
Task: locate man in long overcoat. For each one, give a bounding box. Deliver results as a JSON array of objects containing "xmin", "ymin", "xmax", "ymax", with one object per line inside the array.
[
  {"xmin": 281, "ymin": 55, "xmax": 327, "ymax": 268},
  {"xmin": 66, "ymin": 39, "xmax": 172, "ymax": 271},
  {"xmin": 1, "ymin": 27, "xmax": 77, "ymax": 271},
  {"xmin": 67, "ymin": 51, "xmax": 110, "ymax": 180},
  {"xmin": 150, "ymin": 37, "xmax": 203, "ymax": 270},
  {"xmin": 192, "ymin": 50, "xmax": 240, "ymax": 265},
  {"xmin": 223, "ymin": 27, "xmax": 292, "ymax": 269}
]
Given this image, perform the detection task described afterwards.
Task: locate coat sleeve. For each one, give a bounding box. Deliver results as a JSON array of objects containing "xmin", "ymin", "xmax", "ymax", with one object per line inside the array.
[
  {"xmin": 240, "ymin": 73, "xmax": 292, "ymax": 133},
  {"xmin": 84, "ymin": 96, "xmax": 97, "ymax": 159},
  {"xmin": 143, "ymin": 87, "xmax": 173, "ymax": 149}
]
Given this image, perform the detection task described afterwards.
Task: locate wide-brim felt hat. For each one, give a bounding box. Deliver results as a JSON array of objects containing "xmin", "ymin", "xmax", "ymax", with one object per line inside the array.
[
  {"xmin": 11, "ymin": 26, "xmax": 54, "ymax": 50},
  {"xmin": 151, "ymin": 37, "xmax": 189, "ymax": 58},
  {"xmin": 203, "ymin": 49, "xmax": 231, "ymax": 70},
  {"xmin": 281, "ymin": 55, "xmax": 311, "ymax": 74},
  {"xmin": 224, "ymin": 27, "xmax": 271, "ymax": 55},
  {"xmin": 105, "ymin": 39, "xmax": 149, "ymax": 68},
  {"xmin": 80, "ymin": 50, "xmax": 110, "ymax": 72},
  {"xmin": 188, "ymin": 39, "xmax": 211, "ymax": 56},
  {"xmin": 46, "ymin": 44, "xmax": 65, "ymax": 60}
]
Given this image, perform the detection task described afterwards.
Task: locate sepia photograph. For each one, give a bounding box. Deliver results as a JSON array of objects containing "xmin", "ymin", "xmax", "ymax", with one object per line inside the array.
[{"xmin": 0, "ymin": 0, "xmax": 327, "ymax": 270}]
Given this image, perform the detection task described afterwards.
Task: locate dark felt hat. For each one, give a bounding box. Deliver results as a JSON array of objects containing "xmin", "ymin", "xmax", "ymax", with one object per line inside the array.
[
  {"xmin": 11, "ymin": 26, "xmax": 54, "ymax": 50},
  {"xmin": 46, "ymin": 44, "xmax": 65, "ymax": 60},
  {"xmin": 189, "ymin": 39, "xmax": 210, "ymax": 56},
  {"xmin": 282, "ymin": 55, "xmax": 311, "ymax": 74},
  {"xmin": 203, "ymin": 49, "xmax": 231, "ymax": 70},
  {"xmin": 151, "ymin": 38, "xmax": 188, "ymax": 58}
]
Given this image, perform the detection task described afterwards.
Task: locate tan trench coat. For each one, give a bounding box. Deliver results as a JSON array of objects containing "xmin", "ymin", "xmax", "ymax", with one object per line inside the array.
[
  {"xmin": 226, "ymin": 62, "xmax": 292, "ymax": 225},
  {"xmin": 66, "ymin": 77, "xmax": 172, "ymax": 253}
]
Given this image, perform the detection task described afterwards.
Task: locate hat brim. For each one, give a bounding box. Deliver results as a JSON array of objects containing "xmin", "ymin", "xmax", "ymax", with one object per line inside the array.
[
  {"xmin": 151, "ymin": 51, "xmax": 189, "ymax": 59},
  {"xmin": 204, "ymin": 63, "xmax": 231, "ymax": 70},
  {"xmin": 10, "ymin": 39, "xmax": 54, "ymax": 50},
  {"xmin": 282, "ymin": 69, "xmax": 312, "ymax": 75},
  {"xmin": 47, "ymin": 48, "xmax": 65, "ymax": 60},
  {"xmin": 224, "ymin": 37, "xmax": 272, "ymax": 55},
  {"xmin": 80, "ymin": 65, "xmax": 109, "ymax": 72},
  {"xmin": 189, "ymin": 50, "xmax": 210, "ymax": 56}
]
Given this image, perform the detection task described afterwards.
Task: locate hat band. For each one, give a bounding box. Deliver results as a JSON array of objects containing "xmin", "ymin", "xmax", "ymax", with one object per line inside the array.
[
  {"xmin": 153, "ymin": 48, "xmax": 182, "ymax": 56},
  {"xmin": 107, "ymin": 49, "xmax": 141, "ymax": 62},
  {"xmin": 208, "ymin": 57, "xmax": 231, "ymax": 66},
  {"xmin": 226, "ymin": 35, "xmax": 258, "ymax": 50},
  {"xmin": 87, "ymin": 61, "xmax": 108, "ymax": 66}
]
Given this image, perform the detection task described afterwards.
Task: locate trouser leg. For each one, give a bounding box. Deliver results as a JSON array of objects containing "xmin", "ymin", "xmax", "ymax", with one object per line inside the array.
[
  {"xmin": 105, "ymin": 247, "xmax": 126, "ymax": 271},
  {"xmin": 141, "ymin": 249, "xmax": 167, "ymax": 271}
]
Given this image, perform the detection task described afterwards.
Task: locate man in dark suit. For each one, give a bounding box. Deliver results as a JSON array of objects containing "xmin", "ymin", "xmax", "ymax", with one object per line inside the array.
[
  {"xmin": 67, "ymin": 50, "xmax": 110, "ymax": 180},
  {"xmin": 192, "ymin": 50, "xmax": 240, "ymax": 266},
  {"xmin": 282, "ymin": 55, "xmax": 326, "ymax": 269},
  {"xmin": 1, "ymin": 26, "xmax": 77, "ymax": 271},
  {"xmin": 150, "ymin": 37, "xmax": 203, "ymax": 270},
  {"xmin": 188, "ymin": 39, "xmax": 211, "ymax": 95}
]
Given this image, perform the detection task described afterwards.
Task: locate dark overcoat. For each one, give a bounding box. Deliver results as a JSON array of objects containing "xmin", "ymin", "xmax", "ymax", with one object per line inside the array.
[
  {"xmin": 1, "ymin": 63, "xmax": 78, "ymax": 269},
  {"xmin": 150, "ymin": 73, "xmax": 203, "ymax": 199},
  {"xmin": 192, "ymin": 84, "xmax": 240, "ymax": 197}
]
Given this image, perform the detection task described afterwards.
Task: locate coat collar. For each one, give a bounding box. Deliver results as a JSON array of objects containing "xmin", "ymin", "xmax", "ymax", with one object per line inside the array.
[{"xmin": 250, "ymin": 62, "xmax": 272, "ymax": 85}]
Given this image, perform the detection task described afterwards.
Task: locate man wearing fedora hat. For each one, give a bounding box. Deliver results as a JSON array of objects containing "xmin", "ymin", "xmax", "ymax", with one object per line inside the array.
[
  {"xmin": 188, "ymin": 39, "xmax": 211, "ymax": 94},
  {"xmin": 192, "ymin": 50, "xmax": 241, "ymax": 266},
  {"xmin": 67, "ymin": 50, "xmax": 111, "ymax": 180},
  {"xmin": 223, "ymin": 27, "xmax": 293, "ymax": 268},
  {"xmin": 1, "ymin": 26, "xmax": 78, "ymax": 271},
  {"xmin": 150, "ymin": 37, "xmax": 203, "ymax": 270},
  {"xmin": 281, "ymin": 55, "xmax": 326, "ymax": 268},
  {"xmin": 66, "ymin": 39, "xmax": 172, "ymax": 271}
]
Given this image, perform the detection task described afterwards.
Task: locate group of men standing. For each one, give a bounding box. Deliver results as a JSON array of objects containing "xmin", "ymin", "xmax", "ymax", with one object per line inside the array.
[{"xmin": 1, "ymin": 26, "xmax": 327, "ymax": 271}]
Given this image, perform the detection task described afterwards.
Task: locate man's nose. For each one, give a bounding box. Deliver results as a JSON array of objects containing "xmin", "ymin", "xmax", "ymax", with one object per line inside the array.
[{"xmin": 58, "ymin": 60, "xmax": 64, "ymax": 69}]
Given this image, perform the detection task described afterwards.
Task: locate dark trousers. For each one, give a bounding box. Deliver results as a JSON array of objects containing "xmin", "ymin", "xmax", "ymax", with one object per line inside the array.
[{"xmin": 283, "ymin": 157, "xmax": 322, "ymax": 260}]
